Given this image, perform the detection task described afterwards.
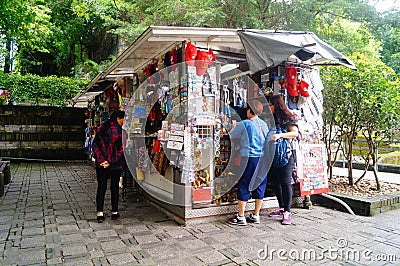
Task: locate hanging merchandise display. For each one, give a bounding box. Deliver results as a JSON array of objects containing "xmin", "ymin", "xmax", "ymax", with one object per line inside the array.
[
  {"xmin": 285, "ymin": 65, "xmax": 299, "ymax": 97},
  {"xmin": 185, "ymin": 41, "xmax": 198, "ymax": 66},
  {"xmin": 195, "ymin": 51, "xmax": 210, "ymax": 76},
  {"xmin": 169, "ymin": 49, "xmax": 178, "ymax": 71},
  {"xmin": 298, "ymin": 80, "xmax": 310, "ymax": 97}
]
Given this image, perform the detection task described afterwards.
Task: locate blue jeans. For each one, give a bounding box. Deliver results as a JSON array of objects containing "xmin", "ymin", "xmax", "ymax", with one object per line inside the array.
[{"xmin": 237, "ymin": 157, "xmax": 268, "ymax": 201}]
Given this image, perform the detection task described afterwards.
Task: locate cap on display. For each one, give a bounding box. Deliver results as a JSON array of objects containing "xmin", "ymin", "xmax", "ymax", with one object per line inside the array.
[
  {"xmin": 185, "ymin": 41, "xmax": 198, "ymax": 66},
  {"xmin": 299, "ymin": 80, "xmax": 310, "ymax": 97},
  {"xmin": 285, "ymin": 65, "xmax": 299, "ymax": 96},
  {"xmin": 196, "ymin": 51, "xmax": 210, "ymax": 76}
]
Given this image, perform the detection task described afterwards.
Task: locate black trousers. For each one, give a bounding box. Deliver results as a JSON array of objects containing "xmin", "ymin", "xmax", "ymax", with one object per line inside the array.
[
  {"xmin": 96, "ymin": 167, "xmax": 121, "ymax": 213},
  {"xmin": 268, "ymin": 155, "xmax": 295, "ymax": 212}
]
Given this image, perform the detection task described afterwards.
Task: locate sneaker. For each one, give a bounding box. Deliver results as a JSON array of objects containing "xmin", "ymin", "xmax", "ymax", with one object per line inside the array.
[
  {"xmin": 228, "ymin": 215, "xmax": 247, "ymax": 226},
  {"xmin": 281, "ymin": 211, "xmax": 291, "ymax": 225},
  {"xmin": 268, "ymin": 208, "xmax": 284, "ymax": 217},
  {"xmin": 247, "ymin": 213, "xmax": 260, "ymax": 224}
]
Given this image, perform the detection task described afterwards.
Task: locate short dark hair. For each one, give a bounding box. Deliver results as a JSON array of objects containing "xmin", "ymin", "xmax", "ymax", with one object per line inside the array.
[{"xmin": 247, "ymin": 100, "xmax": 263, "ymax": 116}]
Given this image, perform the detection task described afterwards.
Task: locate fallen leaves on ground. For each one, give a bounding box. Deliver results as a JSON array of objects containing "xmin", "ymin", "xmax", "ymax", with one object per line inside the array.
[{"xmin": 329, "ymin": 175, "xmax": 400, "ymax": 198}]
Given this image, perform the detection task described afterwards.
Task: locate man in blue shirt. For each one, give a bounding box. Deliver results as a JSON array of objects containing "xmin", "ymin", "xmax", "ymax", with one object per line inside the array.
[{"xmin": 228, "ymin": 100, "xmax": 269, "ymax": 225}]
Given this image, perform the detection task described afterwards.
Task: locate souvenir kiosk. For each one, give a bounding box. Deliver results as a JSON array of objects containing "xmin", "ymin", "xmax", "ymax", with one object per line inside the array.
[{"xmin": 71, "ymin": 26, "xmax": 356, "ymax": 224}]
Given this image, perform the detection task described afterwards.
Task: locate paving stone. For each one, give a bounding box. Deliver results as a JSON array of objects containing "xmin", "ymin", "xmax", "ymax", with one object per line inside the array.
[
  {"xmin": 77, "ymin": 221, "xmax": 91, "ymax": 229},
  {"xmin": 46, "ymin": 234, "xmax": 60, "ymax": 244},
  {"xmin": 125, "ymin": 224, "xmax": 151, "ymax": 234},
  {"xmin": 22, "ymin": 226, "xmax": 45, "ymax": 236},
  {"xmin": 45, "ymin": 224, "xmax": 58, "ymax": 233},
  {"xmin": 94, "ymin": 229, "xmax": 118, "ymax": 238},
  {"xmin": 166, "ymin": 227, "xmax": 194, "ymax": 238},
  {"xmin": 194, "ymin": 249, "xmax": 232, "ymax": 264},
  {"xmin": 219, "ymin": 247, "xmax": 241, "ymax": 259},
  {"xmin": 210, "ymin": 231, "xmax": 242, "ymax": 244},
  {"xmin": 18, "ymin": 249, "xmax": 46, "ymax": 265},
  {"xmin": 137, "ymin": 258, "xmax": 157, "ymax": 265},
  {"xmin": 122, "ymin": 237, "xmax": 139, "ymax": 246},
  {"xmin": 86, "ymin": 242, "xmax": 102, "ymax": 252},
  {"xmin": 89, "ymin": 249, "xmax": 105, "ymax": 258},
  {"xmin": 156, "ymin": 255, "xmax": 205, "ymax": 266},
  {"xmin": 61, "ymin": 244, "xmax": 88, "ymax": 256},
  {"xmin": 134, "ymin": 234, "xmax": 161, "ymax": 245},
  {"xmin": 60, "ymin": 233, "xmax": 85, "ymax": 243},
  {"xmin": 107, "ymin": 252, "xmax": 137, "ymax": 265},
  {"xmin": 46, "ymin": 257, "xmax": 63, "ymax": 265},
  {"xmin": 231, "ymin": 255, "xmax": 250, "ymax": 264},
  {"xmin": 145, "ymin": 245, "xmax": 184, "ymax": 261},
  {"xmin": 100, "ymin": 239, "xmax": 127, "ymax": 251},
  {"xmin": 92, "ymin": 257, "xmax": 110, "ymax": 266},
  {"xmin": 131, "ymin": 249, "xmax": 151, "ymax": 260},
  {"xmin": 20, "ymin": 236, "xmax": 46, "ymax": 249},
  {"xmin": 62, "ymin": 257, "xmax": 92, "ymax": 266},
  {"xmin": 57, "ymin": 224, "xmax": 79, "ymax": 232}
]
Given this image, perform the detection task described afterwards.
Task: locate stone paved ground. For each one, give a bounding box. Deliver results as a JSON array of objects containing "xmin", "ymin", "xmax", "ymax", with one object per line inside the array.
[{"xmin": 0, "ymin": 162, "xmax": 399, "ymax": 265}]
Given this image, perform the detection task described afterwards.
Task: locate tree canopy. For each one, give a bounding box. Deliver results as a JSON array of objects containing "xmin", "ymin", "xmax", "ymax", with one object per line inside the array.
[{"xmin": 1, "ymin": 0, "xmax": 399, "ymax": 77}]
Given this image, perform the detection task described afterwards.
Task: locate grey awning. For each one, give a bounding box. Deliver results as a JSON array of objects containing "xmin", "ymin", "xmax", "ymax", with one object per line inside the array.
[{"xmin": 238, "ymin": 29, "xmax": 356, "ymax": 74}]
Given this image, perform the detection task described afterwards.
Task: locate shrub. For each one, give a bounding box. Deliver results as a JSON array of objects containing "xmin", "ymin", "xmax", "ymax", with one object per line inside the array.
[{"xmin": 0, "ymin": 73, "xmax": 88, "ymax": 107}]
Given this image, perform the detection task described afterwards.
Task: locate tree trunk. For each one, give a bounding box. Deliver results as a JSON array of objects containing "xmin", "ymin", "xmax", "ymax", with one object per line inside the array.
[
  {"xmin": 346, "ymin": 140, "xmax": 354, "ymax": 185},
  {"xmin": 327, "ymin": 152, "xmax": 333, "ymax": 180},
  {"xmin": 324, "ymin": 123, "xmax": 343, "ymax": 181},
  {"xmin": 355, "ymin": 160, "xmax": 369, "ymax": 185},
  {"xmin": 3, "ymin": 37, "xmax": 11, "ymax": 73},
  {"xmin": 371, "ymin": 142, "xmax": 381, "ymax": 191},
  {"xmin": 372, "ymin": 166, "xmax": 381, "ymax": 191},
  {"xmin": 366, "ymin": 128, "xmax": 381, "ymax": 191}
]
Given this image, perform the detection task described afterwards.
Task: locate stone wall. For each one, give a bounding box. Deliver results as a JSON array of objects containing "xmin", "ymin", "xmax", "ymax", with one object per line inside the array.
[{"xmin": 0, "ymin": 105, "xmax": 87, "ymax": 160}]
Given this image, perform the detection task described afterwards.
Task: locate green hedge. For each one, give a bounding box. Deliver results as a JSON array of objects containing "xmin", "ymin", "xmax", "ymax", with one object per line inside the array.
[{"xmin": 0, "ymin": 73, "xmax": 88, "ymax": 107}]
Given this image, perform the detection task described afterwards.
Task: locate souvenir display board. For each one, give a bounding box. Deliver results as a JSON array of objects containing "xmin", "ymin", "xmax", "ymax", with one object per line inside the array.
[{"xmin": 297, "ymin": 144, "xmax": 329, "ymax": 196}]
